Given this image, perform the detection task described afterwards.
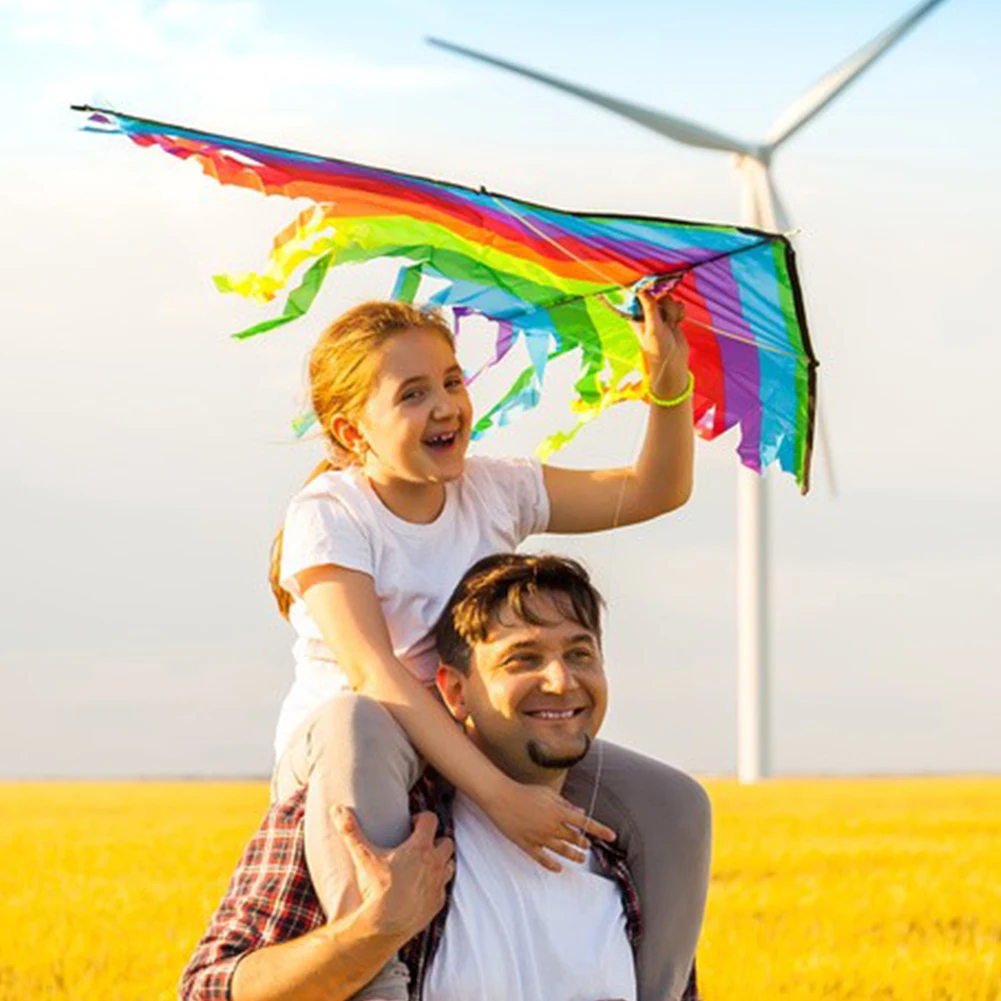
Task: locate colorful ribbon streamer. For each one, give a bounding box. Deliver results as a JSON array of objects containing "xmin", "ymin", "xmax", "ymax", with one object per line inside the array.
[{"xmin": 77, "ymin": 106, "xmax": 817, "ymax": 490}]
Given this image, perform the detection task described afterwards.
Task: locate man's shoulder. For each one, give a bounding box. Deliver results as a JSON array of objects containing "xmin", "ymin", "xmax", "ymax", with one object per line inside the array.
[
  {"xmin": 178, "ymin": 787, "xmax": 321, "ymax": 1000},
  {"xmin": 228, "ymin": 787, "xmax": 311, "ymax": 885},
  {"xmin": 252, "ymin": 786, "xmax": 308, "ymax": 836},
  {"xmin": 272, "ymin": 785, "xmax": 308, "ymax": 818}
]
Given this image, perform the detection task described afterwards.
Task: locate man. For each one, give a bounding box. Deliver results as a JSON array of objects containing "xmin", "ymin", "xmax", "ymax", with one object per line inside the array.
[{"xmin": 181, "ymin": 554, "xmax": 709, "ymax": 1001}]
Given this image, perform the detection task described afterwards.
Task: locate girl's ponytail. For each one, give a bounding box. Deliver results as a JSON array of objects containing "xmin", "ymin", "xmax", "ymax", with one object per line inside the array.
[
  {"xmin": 269, "ymin": 459, "xmax": 333, "ymax": 618},
  {"xmin": 269, "ymin": 301, "xmax": 454, "ymax": 618}
]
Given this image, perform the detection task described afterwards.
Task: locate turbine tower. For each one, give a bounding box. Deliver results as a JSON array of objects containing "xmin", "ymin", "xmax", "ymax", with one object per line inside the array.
[{"xmin": 429, "ymin": 0, "xmax": 948, "ymax": 782}]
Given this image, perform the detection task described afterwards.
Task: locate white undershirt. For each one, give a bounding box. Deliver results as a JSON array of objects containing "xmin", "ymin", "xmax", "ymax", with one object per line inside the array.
[{"xmin": 425, "ymin": 794, "xmax": 637, "ymax": 1001}]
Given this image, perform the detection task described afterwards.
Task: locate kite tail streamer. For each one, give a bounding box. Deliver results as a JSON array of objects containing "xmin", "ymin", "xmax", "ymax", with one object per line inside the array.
[
  {"xmin": 227, "ymin": 253, "xmax": 334, "ymax": 341},
  {"xmin": 75, "ymin": 105, "xmax": 817, "ymax": 490}
]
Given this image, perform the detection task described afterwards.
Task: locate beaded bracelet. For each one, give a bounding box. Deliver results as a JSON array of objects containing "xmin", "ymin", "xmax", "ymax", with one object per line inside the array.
[{"xmin": 648, "ymin": 370, "xmax": 694, "ymax": 408}]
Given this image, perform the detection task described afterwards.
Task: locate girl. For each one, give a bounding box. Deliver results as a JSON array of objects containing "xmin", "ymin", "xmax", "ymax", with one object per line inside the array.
[{"xmin": 269, "ymin": 294, "xmax": 710, "ymax": 1001}]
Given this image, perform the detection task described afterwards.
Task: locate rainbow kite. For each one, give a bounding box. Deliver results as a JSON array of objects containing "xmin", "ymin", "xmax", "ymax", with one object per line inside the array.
[{"xmin": 75, "ymin": 106, "xmax": 818, "ymax": 491}]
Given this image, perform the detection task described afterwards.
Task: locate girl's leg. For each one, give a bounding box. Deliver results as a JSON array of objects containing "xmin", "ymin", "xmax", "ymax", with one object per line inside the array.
[
  {"xmin": 563, "ymin": 740, "xmax": 712, "ymax": 1001},
  {"xmin": 272, "ymin": 692, "xmax": 422, "ymax": 1001}
]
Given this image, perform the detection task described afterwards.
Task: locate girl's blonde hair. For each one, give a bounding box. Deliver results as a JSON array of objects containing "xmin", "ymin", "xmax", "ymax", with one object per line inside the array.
[{"xmin": 269, "ymin": 300, "xmax": 455, "ymax": 617}]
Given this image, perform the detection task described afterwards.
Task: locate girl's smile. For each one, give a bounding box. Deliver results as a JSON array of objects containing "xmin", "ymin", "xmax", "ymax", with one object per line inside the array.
[{"xmin": 351, "ymin": 325, "xmax": 473, "ymax": 519}]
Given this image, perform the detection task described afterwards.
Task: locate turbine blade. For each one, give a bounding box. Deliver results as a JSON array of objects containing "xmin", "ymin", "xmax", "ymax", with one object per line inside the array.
[
  {"xmin": 428, "ymin": 36, "xmax": 753, "ymax": 155},
  {"xmin": 765, "ymin": 0, "xmax": 949, "ymax": 150}
]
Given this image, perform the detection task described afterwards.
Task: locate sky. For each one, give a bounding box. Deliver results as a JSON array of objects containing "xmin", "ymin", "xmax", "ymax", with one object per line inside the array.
[{"xmin": 2, "ymin": 0, "xmax": 999, "ymax": 779}]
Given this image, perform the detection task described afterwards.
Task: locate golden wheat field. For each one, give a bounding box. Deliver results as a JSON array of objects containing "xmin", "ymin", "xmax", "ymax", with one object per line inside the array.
[{"xmin": 1, "ymin": 778, "xmax": 998, "ymax": 1000}]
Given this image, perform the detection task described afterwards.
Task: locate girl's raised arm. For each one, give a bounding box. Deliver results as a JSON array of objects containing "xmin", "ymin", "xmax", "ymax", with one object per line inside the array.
[
  {"xmin": 296, "ymin": 564, "xmax": 615, "ymax": 869},
  {"xmin": 544, "ymin": 291, "xmax": 694, "ymax": 534}
]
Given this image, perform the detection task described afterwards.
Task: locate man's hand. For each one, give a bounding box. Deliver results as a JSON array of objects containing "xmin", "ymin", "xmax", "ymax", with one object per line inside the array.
[{"xmin": 334, "ymin": 806, "xmax": 455, "ymax": 941}]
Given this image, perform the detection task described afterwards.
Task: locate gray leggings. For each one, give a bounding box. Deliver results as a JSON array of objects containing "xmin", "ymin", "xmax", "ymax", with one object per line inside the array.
[{"xmin": 272, "ymin": 693, "xmax": 712, "ymax": 1001}]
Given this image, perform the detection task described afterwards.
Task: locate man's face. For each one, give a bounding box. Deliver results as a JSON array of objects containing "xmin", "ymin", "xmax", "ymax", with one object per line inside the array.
[{"xmin": 437, "ymin": 591, "xmax": 608, "ymax": 787}]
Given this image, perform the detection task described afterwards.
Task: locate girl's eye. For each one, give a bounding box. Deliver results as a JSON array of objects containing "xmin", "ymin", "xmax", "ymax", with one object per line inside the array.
[
  {"xmin": 446, "ymin": 376, "xmax": 465, "ymax": 391},
  {"xmin": 402, "ymin": 388, "xmax": 426, "ymax": 403}
]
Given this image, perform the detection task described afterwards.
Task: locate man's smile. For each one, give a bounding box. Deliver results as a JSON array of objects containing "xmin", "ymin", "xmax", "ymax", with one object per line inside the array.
[
  {"xmin": 522, "ymin": 707, "xmax": 586, "ymax": 718},
  {"xmin": 520, "ymin": 703, "xmax": 591, "ymax": 724}
]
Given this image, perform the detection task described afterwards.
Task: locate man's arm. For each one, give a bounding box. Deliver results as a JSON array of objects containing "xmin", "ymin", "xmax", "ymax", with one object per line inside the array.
[
  {"xmin": 230, "ymin": 905, "xmax": 404, "ymax": 1001},
  {"xmin": 180, "ymin": 803, "xmax": 453, "ymax": 1001},
  {"xmin": 231, "ymin": 810, "xmax": 453, "ymax": 1001}
]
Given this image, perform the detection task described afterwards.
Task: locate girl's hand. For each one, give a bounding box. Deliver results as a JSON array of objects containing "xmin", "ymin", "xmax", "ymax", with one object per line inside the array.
[
  {"xmin": 635, "ymin": 288, "xmax": 689, "ymax": 399},
  {"xmin": 483, "ymin": 778, "xmax": 616, "ymax": 872}
]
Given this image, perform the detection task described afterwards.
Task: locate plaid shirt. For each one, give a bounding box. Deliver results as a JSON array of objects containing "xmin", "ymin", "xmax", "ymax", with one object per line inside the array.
[{"xmin": 180, "ymin": 774, "xmax": 700, "ymax": 1001}]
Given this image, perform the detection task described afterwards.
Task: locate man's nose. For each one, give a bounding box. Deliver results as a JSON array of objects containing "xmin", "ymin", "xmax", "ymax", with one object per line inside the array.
[{"xmin": 539, "ymin": 659, "xmax": 579, "ymax": 693}]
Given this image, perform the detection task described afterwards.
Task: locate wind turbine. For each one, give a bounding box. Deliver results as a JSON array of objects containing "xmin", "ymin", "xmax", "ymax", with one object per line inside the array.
[{"xmin": 429, "ymin": 0, "xmax": 949, "ymax": 783}]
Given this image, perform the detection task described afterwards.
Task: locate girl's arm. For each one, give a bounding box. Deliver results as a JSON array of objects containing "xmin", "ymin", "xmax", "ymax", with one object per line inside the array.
[
  {"xmin": 297, "ymin": 564, "xmax": 615, "ymax": 870},
  {"xmin": 544, "ymin": 291, "xmax": 694, "ymax": 534}
]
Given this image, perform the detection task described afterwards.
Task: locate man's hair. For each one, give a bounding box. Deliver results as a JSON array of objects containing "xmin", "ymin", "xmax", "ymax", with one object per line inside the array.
[{"xmin": 434, "ymin": 553, "xmax": 604, "ymax": 674}]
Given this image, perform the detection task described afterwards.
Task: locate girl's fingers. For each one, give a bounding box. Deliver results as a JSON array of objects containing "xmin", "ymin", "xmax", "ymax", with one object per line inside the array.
[
  {"xmin": 558, "ymin": 822, "xmax": 591, "ymax": 850},
  {"xmin": 533, "ymin": 848, "xmax": 563, "ymax": 873},
  {"xmin": 657, "ymin": 296, "xmax": 684, "ymax": 328},
  {"xmin": 569, "ymin": 812, "xmax": 617, "ymax": 843},
  {"xmin": 636, "ymin": 289, "xmax": 686, "ymax": 344},
  {"xmin": 558, "ymin": 802, "xmax": 617, "ymax": 843},
  {"xmin": 547, "ymin": 839, "xmax": 589, "ymax": 865}
]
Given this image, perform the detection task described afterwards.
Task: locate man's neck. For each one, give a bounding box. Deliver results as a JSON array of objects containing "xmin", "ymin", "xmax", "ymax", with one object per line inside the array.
[
  {"xmin": 534, "ymin": 770, "xmax": 568, "ymax": 793},
  {"xmin": 468, "ymin": 733, "xmax": 569, "ymax": 792}
]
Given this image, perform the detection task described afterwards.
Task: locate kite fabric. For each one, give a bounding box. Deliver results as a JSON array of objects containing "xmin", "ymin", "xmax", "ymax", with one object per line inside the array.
[{"xmin": 76, "ymin": 105, "xmax": 818, "ymax": 491}]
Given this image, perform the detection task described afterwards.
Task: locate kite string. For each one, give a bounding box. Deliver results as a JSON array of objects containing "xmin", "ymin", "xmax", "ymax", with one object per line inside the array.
[
  {"xmin": 575, "ymin": 371, "xmax": 679, "ymax": 848},
  {"xmin": 581, "ymin": 739, "xmax": 605, "ymax": 846},
  {"xmin": 486, "ymin": 195, "xmax": 618, "ymax": 834},
  {"xmin": 487, "ymin": 197, "xmax": 669, "ymax": 837},
  {"xmin": 488, "ymin": 188, "xmax": 700, "ymax": 533}
]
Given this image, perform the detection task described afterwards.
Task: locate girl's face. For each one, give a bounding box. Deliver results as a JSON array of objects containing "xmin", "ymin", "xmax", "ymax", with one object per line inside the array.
[{"xmin": 353, "ymin": 326, "xmax": 473, "ymax": 486}]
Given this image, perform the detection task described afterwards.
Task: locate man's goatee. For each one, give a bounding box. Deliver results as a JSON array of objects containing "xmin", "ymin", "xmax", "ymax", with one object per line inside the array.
[{"xmin": 527, "ymin": 734, "xmax": 592, "ymax": 770}]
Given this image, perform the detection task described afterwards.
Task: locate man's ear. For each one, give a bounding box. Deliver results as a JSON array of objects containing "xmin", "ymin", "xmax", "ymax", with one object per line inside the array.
[
  {"xmin": 330, "ymin": 415, "xmax": 366, "ymax": 457},
  {"xmin": 436, "ymin": 662, "xmax": 468, "ymax": 722}
]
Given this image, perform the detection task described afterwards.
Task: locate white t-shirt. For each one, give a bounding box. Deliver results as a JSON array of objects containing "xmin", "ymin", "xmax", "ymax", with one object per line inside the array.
[
  {"xmin": 275, "ymin": 455, "xmax": 550, "ymax": 759},
  {"xmin": 426, "ymin": 793, "xmax": 637, "ymax": 1001}
]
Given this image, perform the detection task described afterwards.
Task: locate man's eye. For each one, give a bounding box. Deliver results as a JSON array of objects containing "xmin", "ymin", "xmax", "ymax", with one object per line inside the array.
[
  {"xmin": 568, "ymin": 649, "xmax": 595, "ymax": 663},
  {"xmin": 506, "ymin": 656, "xmax": 537, "ymax": 670}
]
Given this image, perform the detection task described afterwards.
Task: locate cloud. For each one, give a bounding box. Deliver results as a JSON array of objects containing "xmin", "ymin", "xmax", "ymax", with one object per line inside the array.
[{"xmin": 2, "ymin": 0, "xmax": 455, "ymax": 111}]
